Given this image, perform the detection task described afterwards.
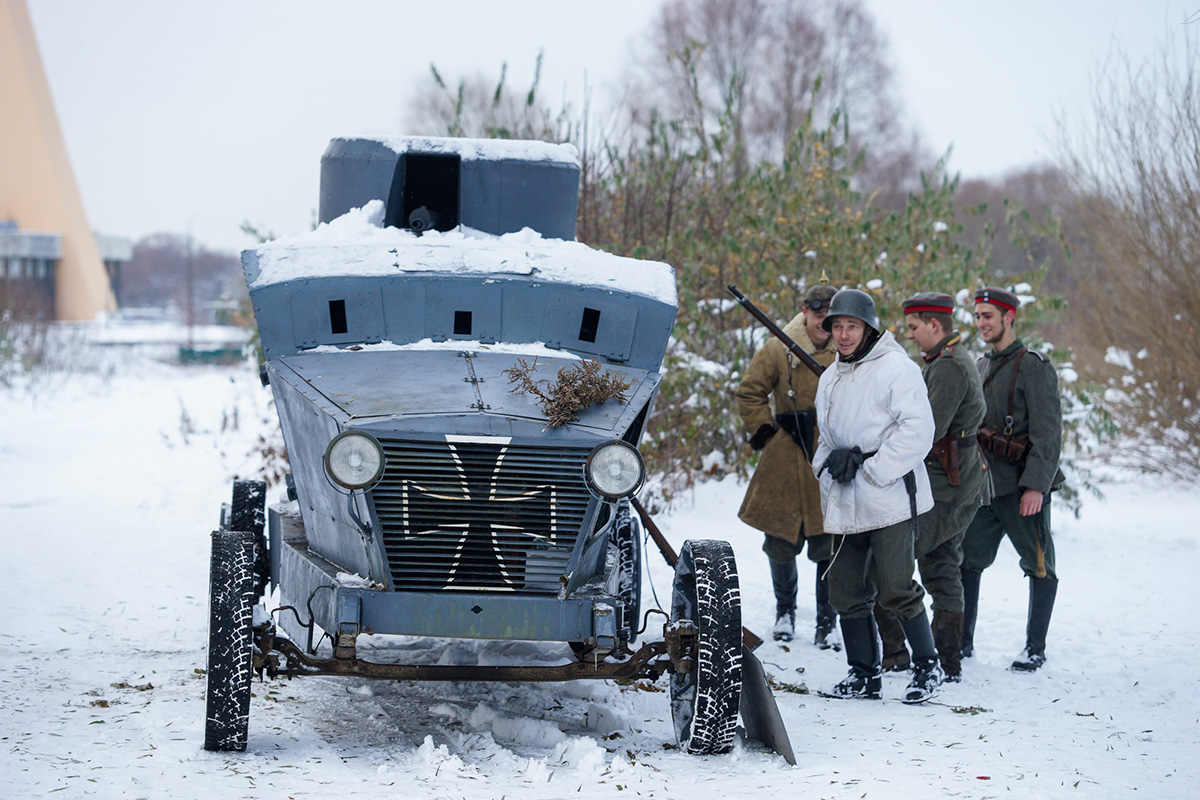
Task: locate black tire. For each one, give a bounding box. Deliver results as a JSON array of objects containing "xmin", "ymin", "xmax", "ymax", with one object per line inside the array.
[
  {"xmin": 669, "ymin": 539, "xmax": 742, "ymax": 755},
  {"xmin": 204, "ymin": 529, "xmax": 255, "ymax": 752},
  {"xmin": 230, "ymin": 479, "xmax": 268, "ymax": 599},
  {"xmin": 611, "ymin": 499, "xmax": 642, "ymax": 644}
]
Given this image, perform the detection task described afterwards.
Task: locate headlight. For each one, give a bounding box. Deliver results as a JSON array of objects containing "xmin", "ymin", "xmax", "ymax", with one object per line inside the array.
[
  {"xmin": 324, "ymin": 430, "xmax": 385, "ymax": 490},
  {"xmin": 585, "ymin": 440, "xmax": 645, "ymax": 500}
]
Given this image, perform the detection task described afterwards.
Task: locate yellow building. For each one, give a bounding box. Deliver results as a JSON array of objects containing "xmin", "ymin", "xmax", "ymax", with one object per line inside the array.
[{"xmin": 1, "ymin": 0, "xmax": 119, "ymax": 320}]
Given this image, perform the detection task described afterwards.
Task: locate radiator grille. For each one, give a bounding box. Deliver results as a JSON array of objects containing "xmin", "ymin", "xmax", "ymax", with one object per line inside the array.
[{"xmin": 369, "ymin": 440, "xmax": 593, "ymax": 592}]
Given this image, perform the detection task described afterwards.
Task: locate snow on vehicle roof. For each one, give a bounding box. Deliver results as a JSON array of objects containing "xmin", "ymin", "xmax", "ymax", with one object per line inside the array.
[
  {"xmin": 244, "ymin": 200, "xmax": 677, "ymax": 306},
  {"xmin": 349, "ymin": 134, "xmax": 580, "ymax": 166},
  {"xmin": 305, "ymin": 339, "xmax": 582, "ymax": 360}
]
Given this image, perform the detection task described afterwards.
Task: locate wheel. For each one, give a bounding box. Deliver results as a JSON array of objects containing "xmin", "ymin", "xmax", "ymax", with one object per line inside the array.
[
  {"xmin": 611, "ymin": 499, "xmax": 642, "ymax": 643},
  {"xmin": 230, "ymin": 479, "xmax": 268, "ymax": 599},
  {"xmin": 203, "ymin": 529, "xmax": 255, "ymax": 752},
  {"xmin": 669, "ymin": 539, "xmax": 742, "ymax": 755}
]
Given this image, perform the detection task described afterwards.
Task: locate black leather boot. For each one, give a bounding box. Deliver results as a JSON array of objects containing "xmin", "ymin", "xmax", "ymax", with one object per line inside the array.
[
  {"xmin": 814, "ymin": 560, "xmax": 838, "ymax": 650},
  {"xmin": 961, "ymin": 569, "xmax": 981, "ymax": 658},
  {"xmin": 899, "ymin": 610, "xmax": 944, "ymax": 704},
  {"xmin": 933, "ymin": 610, "xmax": 964, "ymax": 682},
  {"xmin": 874, "ymin": 605, "xmax": 910, "ymax": 671},
  {"xmin": 822, "ymin": 615, "xmax": 882, "ymax": 699},
  {"xmin": 1012, "ymin": 576, "xmax": 1058, "ymax": 671},
  {"xmin": 769, "ymin": 559, "xmax": 798, "ymax": 642}
]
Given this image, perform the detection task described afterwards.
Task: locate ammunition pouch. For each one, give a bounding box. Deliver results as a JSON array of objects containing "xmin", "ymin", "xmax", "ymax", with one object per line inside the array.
[
  {"xmin": 927, "ymin": 431, "xmax": 976, "ymax": 486},
  {"xmin": 775, "ymin": 411, "xmax": 816, "ymax": 462},
  {"xmin": 977, "ymin": 425, "xmax": 1028, "ymax": 464}
]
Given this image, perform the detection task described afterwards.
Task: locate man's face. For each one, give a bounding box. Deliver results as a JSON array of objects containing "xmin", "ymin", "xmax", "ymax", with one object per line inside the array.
[
  {"xmin": 905, "ymin": 314, "xmax": 943, "ymax": 355},
  {"xmin": 830, "ymin": 316, "xmax": 865, "ymax": 357},
  {"xmin": 804, "ymin": 306, "xmax": 831, "ymax": 347},
  {"xmin": 974, "ymin": 303, "xmax": 1013, "ymax": 345}
]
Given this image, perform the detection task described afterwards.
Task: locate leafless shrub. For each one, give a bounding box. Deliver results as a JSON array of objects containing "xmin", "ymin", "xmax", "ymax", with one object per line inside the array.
[{"xmin": 1055, "ymin": 28, "xmax": 1200, "ymax": 477}]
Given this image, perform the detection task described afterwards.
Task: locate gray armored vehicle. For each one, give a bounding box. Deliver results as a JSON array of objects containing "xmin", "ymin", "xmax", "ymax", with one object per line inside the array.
[{"xmin": 203, "ymin": 136, "xmax": 764, "ymax": 759}]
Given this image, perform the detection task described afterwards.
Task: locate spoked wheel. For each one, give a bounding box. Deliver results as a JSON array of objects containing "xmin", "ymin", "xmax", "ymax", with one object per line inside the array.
[
  {"xmin": 669, "ymin": 539, "xmax": 743, "ymax": 755},
  {"xmin": 203, "ymin": 529, "xmax": 255, "ymax": 752},
  {"xmin": 611, "ymin": 499, "xmax": 643, "ymax": 644},
  {"xmin": 230, "ymin": 480, "xmax": 268, "ymax": 599}
]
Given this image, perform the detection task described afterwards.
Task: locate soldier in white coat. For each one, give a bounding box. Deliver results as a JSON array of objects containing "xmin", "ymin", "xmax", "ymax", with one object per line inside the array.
[{"xmin": 813, "ymin": 289, "xmax": 943, "ymax": 703}]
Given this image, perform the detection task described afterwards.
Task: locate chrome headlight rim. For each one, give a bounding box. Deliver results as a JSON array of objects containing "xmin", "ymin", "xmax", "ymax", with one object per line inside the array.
[
  {"xmin": 323, "ymin": 429, "xmax": 386, "ymax": 491},
  {"xmin": 584, "ymin": 440, "xmax": 646, "ymax": 501}
]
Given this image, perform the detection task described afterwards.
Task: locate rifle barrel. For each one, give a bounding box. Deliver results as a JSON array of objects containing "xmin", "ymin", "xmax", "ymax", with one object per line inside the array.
[{"xmin": 727, "ymin": 285, "xmax": 825, "ymax": 378}]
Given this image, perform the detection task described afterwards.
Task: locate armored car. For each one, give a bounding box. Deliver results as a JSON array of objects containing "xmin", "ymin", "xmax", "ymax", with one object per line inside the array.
[{"xmin": 203, "ymin": 136, "xmax": 752, "ymax": 758}]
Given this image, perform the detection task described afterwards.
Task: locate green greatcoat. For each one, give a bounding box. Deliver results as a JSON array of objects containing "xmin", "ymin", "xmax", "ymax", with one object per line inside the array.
[
  {"xmin": 734, "ymin": 312, "xmax": 836, "ymax": 546},
  {"xmin": 916, "ymin": 332, "xmax": 992, "ymax": 557},
  {"xmin": 975, "ymin": 339, "xmax": 1066, "ymax": 498}
]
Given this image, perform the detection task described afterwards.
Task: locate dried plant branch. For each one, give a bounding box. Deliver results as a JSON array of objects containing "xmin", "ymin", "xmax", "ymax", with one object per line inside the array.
[{"xmin": 504, "ymin": 357, "xmax": 633, "ymax": 428}]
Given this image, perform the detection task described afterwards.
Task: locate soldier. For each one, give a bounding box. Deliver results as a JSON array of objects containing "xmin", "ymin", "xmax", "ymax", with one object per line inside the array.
[
  {"xmin": 962, "ymin": 286, "xmax": 1065, "ymax": 672},
  {"xmin": 812, "ymin": 289, "xmax": 943, "ymax": 703},
  {"xmin": 872, "ymin": 292, "xmax": 991, "ymax": 682},
  {"xmin": 734, "ymin": 284, "xmax": 839, "ymax": 645}
]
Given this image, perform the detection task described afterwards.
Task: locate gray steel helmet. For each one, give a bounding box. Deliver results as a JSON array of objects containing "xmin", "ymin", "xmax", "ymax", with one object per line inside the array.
[{"xmin": 821, "ymin": 288, "xmax": 879, "ymax": 332}]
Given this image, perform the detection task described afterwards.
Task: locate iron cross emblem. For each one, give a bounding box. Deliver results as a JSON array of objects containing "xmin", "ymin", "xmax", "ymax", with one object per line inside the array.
[{"xmin": 396, "ymin": 443, "xmax": 558, "ymax": 589}]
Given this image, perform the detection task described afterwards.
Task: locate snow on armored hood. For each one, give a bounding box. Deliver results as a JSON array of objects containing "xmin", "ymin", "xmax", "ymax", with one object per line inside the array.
[
  {"xmin": 365, "ymin": 135, "xmax": 579, "ymax": 165},
  {"xmin": 243, "ymin": 200, "xmax": 677, "ymax": 307}
]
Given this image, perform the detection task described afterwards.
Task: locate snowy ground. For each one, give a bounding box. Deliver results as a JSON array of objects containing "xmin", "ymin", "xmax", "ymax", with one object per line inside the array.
[{"xmin": 1, "ymin": 348, "xmax": 1197, "ymax": 799}]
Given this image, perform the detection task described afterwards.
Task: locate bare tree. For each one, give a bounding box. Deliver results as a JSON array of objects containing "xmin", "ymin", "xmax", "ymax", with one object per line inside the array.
[
  {"xmin": 404, "ymin": 54, "xmax": 571, "ymax": 141},
  {"xmin": 953, "ymin": 166, "xmax": 1072, "ymax": 283},
  {"xmin": 122, "ymin": 234, "xmax": 241, "ymax": 322},
  {"xmin": 1056, "ymin": 29, "xmax": 1200, "ymax": 477},
  {"xmin": 629, "ymin": 0, "xmax": 925, "ymax": 178}
]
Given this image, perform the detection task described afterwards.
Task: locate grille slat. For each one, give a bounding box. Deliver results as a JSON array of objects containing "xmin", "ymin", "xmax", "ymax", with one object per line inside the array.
[{"xmin": 368, "ymin": 440, "xmax": 592, "ymax": 593}]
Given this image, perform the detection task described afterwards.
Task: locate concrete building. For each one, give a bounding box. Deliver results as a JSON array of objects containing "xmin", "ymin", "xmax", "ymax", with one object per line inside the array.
[{"xmin": 1, "ymin": 0, "xmax": 120, "ymax": 320}]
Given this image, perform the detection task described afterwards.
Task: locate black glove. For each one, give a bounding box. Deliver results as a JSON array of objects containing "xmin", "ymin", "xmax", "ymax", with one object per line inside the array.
[
  {"xmin": 749, "ymin": 424, "xmax": 777, "ymax": 451},
  {"xmin": 823, "ymin": 446, "xmax": 867, "ymax": 483}
]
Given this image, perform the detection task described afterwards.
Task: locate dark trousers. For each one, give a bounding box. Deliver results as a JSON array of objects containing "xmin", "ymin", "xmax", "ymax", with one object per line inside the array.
[
  {"xmin": 962, "ymin": 492, "xmax": 1056, "ymax": 579},
  {"xmin": 827, "ymin": 520, "xmax": 926, "ymax": 621},
  {"xmin": 917, "ymin": 531, "xmax": 965, "ymax": 613}
]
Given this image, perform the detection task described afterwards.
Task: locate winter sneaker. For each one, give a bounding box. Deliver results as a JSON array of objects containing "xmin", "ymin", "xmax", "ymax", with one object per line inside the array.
[
  {"xmin": 902, "ymin": 657, "xmax": 944, "ymax": 704},
  {"xmin": 820, "ymin": 669, "xmax": 882, "ymax": 700},
  {"xmin": 773, "ymin": 611, "xmax": 796, "ymax": 642},
  {"xmin": 1010, "ymin": 647, "xmax": 1047, "ymax": 672}
]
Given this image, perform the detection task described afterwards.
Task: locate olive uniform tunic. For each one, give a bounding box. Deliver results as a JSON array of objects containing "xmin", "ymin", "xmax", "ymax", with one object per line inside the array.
[
  {"xmin": 735, "ymin": 313, "xmax": 836, "ymax": 558},
  {"xmin": 962, "ymin": 339, "xmax": 1065, "ymax": 578},
  {"xmin": 918, "ymin": 332, "xmax": 992, "ymax": 553},
  {"xmin": 914, "ymin": 332, "xmax": 992, "ymax": 612}
]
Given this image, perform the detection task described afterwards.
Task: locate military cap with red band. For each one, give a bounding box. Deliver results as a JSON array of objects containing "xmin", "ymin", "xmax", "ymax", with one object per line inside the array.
[
  {"xmin": 902, "ymin": 292, "xmax": 955, "ymax": 315},
  {"xmin": 974, "ymin": 287, "xmax": 1020, "ymax": 313}
]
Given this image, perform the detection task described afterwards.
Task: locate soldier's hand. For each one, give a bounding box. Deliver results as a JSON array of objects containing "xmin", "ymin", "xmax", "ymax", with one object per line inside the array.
[
  {"xmin": 1019, "ymin": 488, "xmax": 1044, "ymax": 516},
  {"xmin": 749, "ymin": 424, "xmax": 777, "ymax": 451},
  {"xmin": 823, "ymin": 446, "xmax": 866, "ymax": 483}
]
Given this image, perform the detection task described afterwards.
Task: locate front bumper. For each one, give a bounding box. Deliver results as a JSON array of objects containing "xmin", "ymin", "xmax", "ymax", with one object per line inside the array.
[{"xmin": 269, "ymin": 505, "xmax": 620, "ymax": 650}]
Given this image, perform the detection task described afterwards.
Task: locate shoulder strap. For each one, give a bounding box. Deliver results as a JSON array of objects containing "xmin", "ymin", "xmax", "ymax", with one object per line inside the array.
[
  {"xmin": 982, "ymin": 346, "xmax": 1025, "ymax": 391},
  {"xmin": 1006, "ymin": 347, "xmax": 1027, "ymax": 421}
]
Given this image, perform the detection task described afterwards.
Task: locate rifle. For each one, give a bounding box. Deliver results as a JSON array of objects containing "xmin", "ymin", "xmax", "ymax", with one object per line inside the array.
[{"xmin": 727, "ymin": 285, "xmax": 825, "ymax": 379}]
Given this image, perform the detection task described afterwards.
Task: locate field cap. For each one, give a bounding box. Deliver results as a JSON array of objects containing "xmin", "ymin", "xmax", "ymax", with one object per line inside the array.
[
  {"xmin": 902, "ymin": 292, "xmax": 954, "ymax": 315},
  {"xmin": 974, "ymin": 287, "xmax": 1020, "ymax": 313}
]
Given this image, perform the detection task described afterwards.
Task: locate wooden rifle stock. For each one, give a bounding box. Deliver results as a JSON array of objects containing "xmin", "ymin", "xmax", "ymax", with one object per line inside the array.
[
  {"xmin": 630, "ymin": 497, "xmax": 763, "ymax": 651},
  {"xmin": 727, "ymin": 284, "xmax": 825, "ymax": 379}
]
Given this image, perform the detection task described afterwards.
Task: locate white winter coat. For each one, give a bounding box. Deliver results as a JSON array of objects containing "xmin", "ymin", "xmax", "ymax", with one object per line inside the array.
[{"xmin": 813, "ymin": 330, "xmax": 935, "ymax": 534}]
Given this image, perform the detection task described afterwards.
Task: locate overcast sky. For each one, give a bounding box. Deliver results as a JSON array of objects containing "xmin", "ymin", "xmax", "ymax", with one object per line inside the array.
[{"xmin": 23, "ymin": 0, "xmax": 1199, "ymax": 254}]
